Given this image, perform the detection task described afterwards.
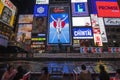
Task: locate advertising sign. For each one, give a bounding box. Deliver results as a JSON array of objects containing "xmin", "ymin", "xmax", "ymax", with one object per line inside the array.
[
  {"xmin": 0, "ymin": 0, "xmax": 16, "ymax": 27},
  {"xmin": 17, "ymin": 24, "xmax": 32, "ymax": 42},
  {"xmin": 91, "ymin": 14, "xmax": 103, "ymax": 46},
  {"xmin": 96, "ymin": 2, "xmax": 120, "ymax": 17},
  {"xmin": 34, "ymin": 5, "xmax": 48, "ymax": 17},
  {"xmin": 36, "ymin": 0, "xmax": 49, "ymax": 4},
  {"xmin": 98, "ymin": 17, "xmax": 108, "ymax": 43},
  {"xmin": 104, "ymin": 18, "xmax": 120, "ymax": 26},
  {"xmin": 71, "ymin": 2, "xmax": 89, "ymax": 16},
  {"xmin": 48, "ymin": 6, "xmax": 71, "ymax": 44},
  {"xmin": 72, "ymin": 17, "xmax": 91, "ymax": 26},
  {"xmin": 32, "ymin": 17, "xmax": 47, "ymax": 36},
  {"xmin": 18, "ymin": 15, "xmax": 33, "ymax": 23},
  {"xmin": 73, "ymin": 27, "xmax": 93, "ymax": 39}
]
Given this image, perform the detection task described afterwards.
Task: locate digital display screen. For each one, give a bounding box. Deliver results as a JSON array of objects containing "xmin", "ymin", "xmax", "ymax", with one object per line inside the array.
[
  {"xmin": 71, "ymin": 2, "xmax": 89, "ymax": 16},
  {"xmin": 96, "ymin": 2, "xmax": 120, "ymax": 17},
  {"xmin": 34, "ymin": 5, "xmax": 48, "ymax": 17},
  {"xmin": 72, "ymin": 17, "xmax": 91, "ymax": 26},
  {"xmin": 48, "ymin": 6, "xmax": 71, "ymax": 44},
  {"xmin": 72, "ymin": 27, "xmax": 93, "ymax": 39},
  {"xmin": 0, "ymin": 0, "xmax": 16, "ymax": 27},
  {"xmin": 18, "ymin": 15, "xmax": 33, "ymax": 23}
]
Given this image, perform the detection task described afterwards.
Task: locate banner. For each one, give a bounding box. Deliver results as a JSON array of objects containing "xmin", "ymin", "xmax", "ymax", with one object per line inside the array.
[
  {"xmin": 36, "ymin": 0, "xmax": 49, "ymax": 4},
  {"xmin": 108, "ymin": 47, "xmax": 120, "ymax": 53}
]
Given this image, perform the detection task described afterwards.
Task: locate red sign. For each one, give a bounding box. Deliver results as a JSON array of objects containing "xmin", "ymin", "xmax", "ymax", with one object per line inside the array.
[{"xmin": 96, "ymin": 2, "xmax": 120, "ymax": 17}]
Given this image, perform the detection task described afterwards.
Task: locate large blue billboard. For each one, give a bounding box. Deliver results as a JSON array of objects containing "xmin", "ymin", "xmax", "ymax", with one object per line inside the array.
[
  {"xmin": 34, "ymin": 5, "xmax": 48, "ymax": 17},
  {"xmin": 48, "ymin": 6, "xmax": 71, "ymax": 44},
  {"xmin": 73, "ymin": 27, "xmax": 93, "ymax": 39}
]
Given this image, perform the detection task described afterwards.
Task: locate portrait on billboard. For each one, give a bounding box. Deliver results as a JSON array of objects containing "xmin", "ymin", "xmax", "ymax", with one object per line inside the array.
[
  {"xmin": 48, "ymin": 13, "xmax": 70, "ymax": 44},
  {"xmin": 18, "ymin": 15, "xmax": 33, "ymax": 23},
  {"xmin": 32, "ymin": 17, "xmax": 47, "ymax": 34}
]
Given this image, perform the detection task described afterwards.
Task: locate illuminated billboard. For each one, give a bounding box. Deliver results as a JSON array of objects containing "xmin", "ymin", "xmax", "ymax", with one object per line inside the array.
[
  {"xmin": 72, "ymin": 17, "xmax": 91, "ymax": 26},
  {"xmin": 32, "ymin": 17, "xmax": 47, "ymax": 36},
  {"xmin": 72, "ymin": 27, "xmax": 93, "ymax": 39},
  {"xmin": 36, "ymin": 0, "xmax": 49, "ymax": 4},
  {"xmin": 104, "ymin": 18, "xmax": 120, "ymax": 26},
  {"xmin": 34, "ymin": 5, "xmax": 48, "ymax": 17},
  {"xmin": 96, "ymin": 2, "xmax": 120, "ymax": 17},
  {"xmin": 17, "ymin": 24, "xmax": 32, "ymax": 42},
  {"xmin": 71, "ymin": 2, "xmax": 89, "ymax": 16},
  {"xmin": 0, "ymin": 0, "xmax": 16, "ymax": 27},
  {"xmin": 48, "ymin": 6, "xmax": 71, "ymax": 44},
  {"xmin": 18, "ymin": 15, "xmax": 33, "ymax": 24},
  {"xmin": 0, "ymin": 34, "xmax": 8, "ymax": 47}
]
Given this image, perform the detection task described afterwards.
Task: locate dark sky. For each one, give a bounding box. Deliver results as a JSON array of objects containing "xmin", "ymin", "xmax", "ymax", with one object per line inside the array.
[{"xmin": 10, "ymin": 0, "xmax": 35, "ymax": 14}]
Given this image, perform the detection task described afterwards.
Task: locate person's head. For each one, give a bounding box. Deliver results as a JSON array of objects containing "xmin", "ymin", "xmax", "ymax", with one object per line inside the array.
[
  {"xmin": 36, "ymin": 17, "xmax": 44, "ymax": 25},
  {"xmin": 99, "ymin": 65, "xmax": 105, "ymax": 71},
  {"xmin": 116, "ymin": 69, "xmax": 120, "ymax": 74},
  {"xmin": 81, "ymin": 64, "xmax": 86, "ymax": 70},
  {"xmin": 17, "ymin": 66, "xmax": 23, "ymax": 73},
  {"xmin": 7, "ymin": 65, "xmax": 14, "ymax": 72},
  {"xmin": 41, "ymin": 67, "xmax": 48, "ymax": 75}
]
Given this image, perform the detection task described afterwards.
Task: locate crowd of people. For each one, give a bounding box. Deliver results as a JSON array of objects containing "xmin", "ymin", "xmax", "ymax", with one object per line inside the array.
[{"xmin": 0, "ymin": 64, "xmax": 120, "ymax": 80}]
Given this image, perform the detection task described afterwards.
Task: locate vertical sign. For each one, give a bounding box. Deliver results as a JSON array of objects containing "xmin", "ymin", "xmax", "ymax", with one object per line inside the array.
[
  {"xmin": 48, "ymin": 6, "xmax": 71, "ymax": 44},
  {"xmin": 91, "ymin": 14, "xmax": 103, "ymax": 46},
  {"xmin": 98, "ymin": 17, "xmax": 108, "ymax": 43}
]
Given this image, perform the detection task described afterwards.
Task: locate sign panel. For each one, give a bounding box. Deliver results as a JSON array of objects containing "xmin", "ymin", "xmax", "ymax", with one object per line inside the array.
[
  {"xmin": 36, "ymin": 0, "xmax": 49, "ymax": 4},
  {"xmin": 0, "ymin": 0, "xmax": 16, "ymax": 27},
  {"xmin": 71, "ymin": 2, "xmax": 89, "ymax": 16},
  {"xmin": 48, "ymin": 6, "xmax": 71, "ymax": 44},
  {"xmin": 104, "ymin": 18, "xmax": 120, "ymax": 26},
  {"xmin": 91, "ymin": 14, "xmax": 103, "ymax": 46},
  {"xmin": 72, "ymin": 17, "xmax": 91, "ymax": 26},
  {"xmin": 96, "ymin": 2, "xmax": 120, "ymax": 17},
  {"xmin": 98, "ymin": 17, "xmax": 108, "ymax": 43},
  {"xmin": 0, "ymin": 34, "xmax": 8, "ymax": 47},
  {"xmin": 34, "ymin": 5, "xmax": 48, "ymax": 17},
  {"xmin": 17, "ymin": 24, "xmax": 32, "ymax": 42},
  {"xmin": 73, "ymin": 27, "xmax": 93, "ymax": 39},
  {"xmin": 18, "ymin": 15, "xmax": 33, "ymax": 23}
]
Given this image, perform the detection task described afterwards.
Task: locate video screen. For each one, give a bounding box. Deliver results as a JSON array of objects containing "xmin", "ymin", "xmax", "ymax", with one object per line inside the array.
[{"xmin": 48, "ymin": 6, "xmax": 71, "ymax": 44}]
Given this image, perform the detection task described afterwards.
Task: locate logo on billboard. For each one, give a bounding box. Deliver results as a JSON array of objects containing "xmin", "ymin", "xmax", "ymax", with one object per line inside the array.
[
  {"xmin": 104, "ymin": 18, "xmax": 120, "ymax": 25},
  {"xmin": 73, "ymin": 27, "xmax": 93, "ymax": 39},
  {"xmin": 53, "ymin": 7, "xmax": 65, "ymax": 13},
  {"xmin": 34, "ymin": 5, "xmax": 48, "ymax": 16},
  {"xmin": 96, "ymin": 2, "xmax": 120, "ymax": 17}
]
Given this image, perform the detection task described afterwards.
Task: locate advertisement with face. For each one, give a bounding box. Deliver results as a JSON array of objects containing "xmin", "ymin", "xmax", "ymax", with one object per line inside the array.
[
  {"xmin": 17, "ymin": 24, "xmax": 32, "ymax": 43},
  {"xmin": 48, "ymin": 6, "xmax": 71, "ymax": 44},
  {"xmin": 32, "ymin": 17, "xmax": 47, "ymax": 36},
  {"xmin": 0, "ymin": 0, "xmax": 16, "ymax": 27}
]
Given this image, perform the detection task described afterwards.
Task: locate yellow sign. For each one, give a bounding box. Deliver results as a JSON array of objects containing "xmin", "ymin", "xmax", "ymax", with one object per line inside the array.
[{"xmin": 0, "ymin": 0, "xmax": 16, "ymax": 27}]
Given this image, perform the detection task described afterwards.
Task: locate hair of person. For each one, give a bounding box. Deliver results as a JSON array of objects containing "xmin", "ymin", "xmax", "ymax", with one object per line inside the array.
[
  {"xmin": 99, "ymin": 65, "xmax": 105, "ymax": 71},
  {"xmin": 7, "ymin": 65, "xmax": 13, "ymax": 72},
  {"xmin": 116, "ymin": 69, "xmax": 120, "ymax": 74},
  {"xmin": 17, "ymin": 66, "xmax": 23, "ymax": 72},
  {"xmin": 81, "ymin": 64, "xmax": 86, "ymax": 70},
  {"xmin": 36, "ymin": 17, "xmax": 44, "ymax": 22}
]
